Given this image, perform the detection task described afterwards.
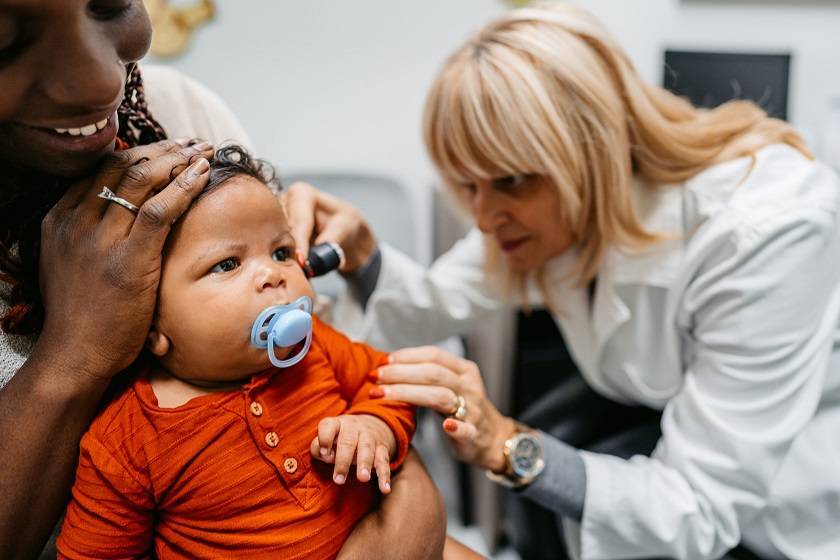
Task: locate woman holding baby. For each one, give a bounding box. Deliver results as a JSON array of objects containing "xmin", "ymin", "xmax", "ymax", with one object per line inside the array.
[
  {"xmin": 0, "ymin": 0, "xmax": 446, "ymax": 558},
  {"xmin": 2, "ymin": 0, "xmax": 839, "ymax": 559}
]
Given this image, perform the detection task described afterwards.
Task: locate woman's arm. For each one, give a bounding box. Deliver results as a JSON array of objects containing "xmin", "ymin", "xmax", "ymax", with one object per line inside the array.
[
  {"xmin": 374, "ymin": 206, "xmax": 840, "ymax": 559},
  {"xmin": 0, "ymin": 351, "xmax": 110, "ymax": 559},
  {"xmin": 338, "ymin": 450, "xmax": 446, "ymax": 560},
  {"xmin": 337, "ymin": 233, "xmax": 500, "ymax": 351},
  {"xmin": 565, "ymin": 211, "xmax": 840, "ymax": 560},
  {"xmin": 283, "ymin": 182, "xmax": 501, "ymax": 351},
  {"xmin": 0, "ymin": 140, "xmax": 213, "ymax": 558},
  {"xmin": 375, "ymin": 346, "xmax": 587, "ymax": 522}
]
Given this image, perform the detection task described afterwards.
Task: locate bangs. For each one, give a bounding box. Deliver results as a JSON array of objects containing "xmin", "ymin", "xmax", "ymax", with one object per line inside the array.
[
  {"xmin": 420, "ymin": 1, "xmax": 806, "ymax": 300},
  {"xmin": 424, "ymin": 43, "xmax": 563, "ymax": 190}
]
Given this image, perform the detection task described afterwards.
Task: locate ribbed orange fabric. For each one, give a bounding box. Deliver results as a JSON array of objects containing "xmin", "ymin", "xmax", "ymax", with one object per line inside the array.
[{"xmin": 57, "ymin": 317, "xmax": 415, "ymax": 559}]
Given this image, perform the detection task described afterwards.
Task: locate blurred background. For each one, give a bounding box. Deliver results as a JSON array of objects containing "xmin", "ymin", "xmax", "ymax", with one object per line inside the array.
[
  {"xmin": 144, "ymin": 1, "xmax": 840, "ymax": 557},
  {"xmin": 146, "ymin": 0, "xmax": 840, "ymax": 266}
]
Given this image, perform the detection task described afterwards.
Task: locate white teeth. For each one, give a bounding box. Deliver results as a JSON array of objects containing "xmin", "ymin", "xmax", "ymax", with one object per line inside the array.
[{"xmin": 52, "ymin": 118, "xmax": 108, "ymax": 136}]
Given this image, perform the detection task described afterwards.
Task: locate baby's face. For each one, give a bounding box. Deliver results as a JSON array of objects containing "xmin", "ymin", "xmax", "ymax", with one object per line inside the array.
[{"xmin": 149, "ymin": 175, "xmax": 315, "ymax": 384}]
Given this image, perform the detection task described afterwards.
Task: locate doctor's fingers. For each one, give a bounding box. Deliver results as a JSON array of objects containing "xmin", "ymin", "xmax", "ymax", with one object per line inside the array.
[
  {"xmin": 442, "ymin": 418, "xmax": 479, "ymax": 444},
  {"xmin": 284, "ymin": 181, "xmax": 359, "ymax": 256},
  {"xmin": 389, "ymin": 346, "xmax": 475, "ymax": 375},
  {"xmin": 283, "ymin": 181, "xmax": 317, "ymax": 256},
  {"xmin": 376, "ymin": 362, "xmax": 465, "ymax": 393},
  {"xmin": 371, "ymin": 383, "xmax": 462, "ymax": 416}
]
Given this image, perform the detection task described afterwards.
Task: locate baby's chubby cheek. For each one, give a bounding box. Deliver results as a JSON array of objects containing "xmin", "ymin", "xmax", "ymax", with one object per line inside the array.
[{"xmin": 168, "ymin": 306, "xmax": 254, "ymax": 358}]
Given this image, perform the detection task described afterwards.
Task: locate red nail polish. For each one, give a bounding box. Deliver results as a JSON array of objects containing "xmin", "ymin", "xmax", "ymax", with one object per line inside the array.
[
  {"xmin": 443, "ymin": 419, "xmax": 458, "ymax": 432},
  {"xmin": 369, "ymin": 369, "xmax": 380, "ymax": 382},
  {"xmin": 369, "ymin": 387, "xmax": 385, "ymax": 398}
]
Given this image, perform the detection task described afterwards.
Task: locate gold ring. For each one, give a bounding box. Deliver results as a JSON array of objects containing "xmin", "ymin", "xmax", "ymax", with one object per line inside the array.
[{"xmin": 449, "ymin": 394, "xmax": 467, "ymax": 421}]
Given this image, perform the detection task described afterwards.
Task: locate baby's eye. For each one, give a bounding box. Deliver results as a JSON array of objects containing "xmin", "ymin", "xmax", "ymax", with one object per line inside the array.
[
  {"xmin": 211, "ymin": 257, "xmax": 239, "ymax": 273},
  {"xmin": 272, "ymin": 248, "xmax": 292, "ymax": 262}
]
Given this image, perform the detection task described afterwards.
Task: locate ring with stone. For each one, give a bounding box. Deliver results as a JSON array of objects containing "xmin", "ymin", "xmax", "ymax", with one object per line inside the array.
[{"xmin": 97, "ymin": 186, "xmax": 140, "ymax": 214}]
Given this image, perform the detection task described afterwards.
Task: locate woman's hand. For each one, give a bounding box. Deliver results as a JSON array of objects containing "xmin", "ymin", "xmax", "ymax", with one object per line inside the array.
[
  {"xmin": 373, "ymin": 346, "xmax": 516, "ymax": 473},
  {"xmin": 282, "ymin": 181, "xmax": 377, "ymax": 274},
  {"xmin": 36, "ymin": 139, "xmax": 214, "ymax": 384}
]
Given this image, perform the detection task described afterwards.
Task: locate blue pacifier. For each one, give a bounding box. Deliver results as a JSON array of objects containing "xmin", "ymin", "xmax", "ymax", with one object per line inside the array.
[{"xmin": 250, "ymin": 296, "xmax": 313, "ymax": 368}]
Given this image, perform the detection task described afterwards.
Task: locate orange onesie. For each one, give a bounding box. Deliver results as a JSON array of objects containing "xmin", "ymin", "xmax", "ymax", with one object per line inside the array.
[{"xmin": 57, "ymin": 317, "xmax": 415, "ymax": 559}]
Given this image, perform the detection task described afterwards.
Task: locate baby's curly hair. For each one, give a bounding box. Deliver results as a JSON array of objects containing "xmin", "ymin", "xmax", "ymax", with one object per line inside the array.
[{"xmin": 198, "ymin": 144, "xmax": 282, "ymax": 203}]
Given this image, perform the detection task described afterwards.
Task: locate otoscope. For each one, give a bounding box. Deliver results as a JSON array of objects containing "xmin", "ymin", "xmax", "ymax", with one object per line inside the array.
[{"xmin": 303, "ymin": 242, "xmax": 345, "ymax": 278}]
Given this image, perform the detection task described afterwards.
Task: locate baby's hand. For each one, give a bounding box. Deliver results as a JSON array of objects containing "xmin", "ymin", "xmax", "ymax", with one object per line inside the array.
[{"xmin": 310, "ymin": 414, "xmax": 396, "ymax": 494}]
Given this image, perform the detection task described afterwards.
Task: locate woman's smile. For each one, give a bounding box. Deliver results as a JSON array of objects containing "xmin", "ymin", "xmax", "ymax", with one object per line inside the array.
[{"xmin": 11, "ymin": 111, "xmax": 119, "ymax": 156}]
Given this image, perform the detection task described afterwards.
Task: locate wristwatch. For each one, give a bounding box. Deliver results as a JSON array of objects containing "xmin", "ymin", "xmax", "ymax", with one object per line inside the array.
[{"xmin": 485, "ymin": 421, "xmax": 545, "ymax": 489}]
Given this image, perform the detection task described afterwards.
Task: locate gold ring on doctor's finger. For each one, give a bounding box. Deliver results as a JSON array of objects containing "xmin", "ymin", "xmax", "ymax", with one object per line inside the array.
[{"xmin": 448, "ymin": 394, "xmax": 468, "ymax": 422}]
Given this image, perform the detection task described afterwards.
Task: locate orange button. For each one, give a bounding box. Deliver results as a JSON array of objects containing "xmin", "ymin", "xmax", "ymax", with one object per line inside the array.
[
  {"xmin": 284, "ymin": 457, "xmax": 298, "ymax": 474},
  {"xmin": 250, "ymin": 401, "xmax": 263, "ymax": 417},
  {"xmin": 264, "ymin": 431, "xmax": 279, "ymax": 448}
]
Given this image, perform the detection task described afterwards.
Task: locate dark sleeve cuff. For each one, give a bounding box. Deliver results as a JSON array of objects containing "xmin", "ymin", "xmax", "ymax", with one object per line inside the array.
[
  {"xmin": 343, "ymin": 245, "xmax": 382, "ymax": 310},
  {"xmin": 519, "ymin": 430, "xmax": 586, "ymax": 522}
]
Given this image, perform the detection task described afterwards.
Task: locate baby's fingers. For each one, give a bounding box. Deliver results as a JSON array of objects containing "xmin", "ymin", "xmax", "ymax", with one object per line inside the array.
[
  {"xmin": 310, "ymin": 436, "xmax": 335, "ymax": 463},
  {"xmin": 317, "ymin": 417, "xmax": 341, "ymax": 459},
  {"xmin": 374, "ymin": 444, "xmax": 391, "ymax": 494},
  {"xmin": 333, "ymin": 424, "xmax": 359, "ymax": 485},
  {"xmin": 355, "ymin": 432, "xmax": 376, "ymax": 483}
]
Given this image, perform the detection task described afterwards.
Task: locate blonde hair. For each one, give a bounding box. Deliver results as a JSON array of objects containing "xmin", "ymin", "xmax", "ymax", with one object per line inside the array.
[{"xmin": 423, "ymin": 1, "xmax": 810, "ymax": 296}]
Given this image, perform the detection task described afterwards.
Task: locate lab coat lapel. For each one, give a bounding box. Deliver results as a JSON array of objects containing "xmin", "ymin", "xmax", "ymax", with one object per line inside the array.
[
  {"xmin": 591, "ymin": 262, "xmax": 631, "ymax": 361},
  {"xmin": 589, "ymin": 181, "xmax": 686, "ymax": 370}
]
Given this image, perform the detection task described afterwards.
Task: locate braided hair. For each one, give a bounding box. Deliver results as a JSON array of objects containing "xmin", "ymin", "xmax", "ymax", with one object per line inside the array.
[{"xmin": 0, "ymin": 64, "xmax": 168, "ymax": 335}]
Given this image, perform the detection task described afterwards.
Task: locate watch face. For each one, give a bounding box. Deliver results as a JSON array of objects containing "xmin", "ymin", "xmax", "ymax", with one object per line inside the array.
[{"xmin": 511, "ymin": 435, "xmax": 542, "ymax": 478}]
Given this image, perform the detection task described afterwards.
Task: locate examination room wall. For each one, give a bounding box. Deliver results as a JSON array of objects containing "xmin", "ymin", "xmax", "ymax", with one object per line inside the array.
[{"xmin": 150, "ymin": 0, "xmax": 840, "ymax": 262}]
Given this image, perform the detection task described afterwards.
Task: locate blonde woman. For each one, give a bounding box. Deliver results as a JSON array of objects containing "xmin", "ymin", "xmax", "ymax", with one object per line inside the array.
[{"xmin": 286, "ymin": 3, "xmax": 840, "ymax": 559}]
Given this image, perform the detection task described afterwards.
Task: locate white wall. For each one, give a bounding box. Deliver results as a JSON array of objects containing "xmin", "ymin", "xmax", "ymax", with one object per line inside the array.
[
  {"xmin": 572, "ymin": 0, "xmax": 840, "ymax": 151},
  {"xmin": 151, "ymin": 0, "xmax": 840, "ymax": 261}
]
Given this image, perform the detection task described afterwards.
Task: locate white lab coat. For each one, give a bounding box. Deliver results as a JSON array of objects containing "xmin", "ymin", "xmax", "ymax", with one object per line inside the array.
[{"xmin": 335, "ymin": 144, "xmax": 840, "ymax": 560}]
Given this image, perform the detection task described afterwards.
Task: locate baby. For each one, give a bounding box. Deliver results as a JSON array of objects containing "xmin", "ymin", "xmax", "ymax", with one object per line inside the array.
[{"xmin": 57, "ymin": 146, "xmax": 416, "ymax": 559}]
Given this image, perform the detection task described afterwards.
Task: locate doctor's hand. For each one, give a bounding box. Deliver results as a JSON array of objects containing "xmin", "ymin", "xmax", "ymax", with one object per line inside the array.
[
  {"xmin": 371, "ymin": 346, "xmax": 517, "ymax": 473},
  {"xmin": 282, "ymin": 181, "xmax": 377, "ymax": 274}
]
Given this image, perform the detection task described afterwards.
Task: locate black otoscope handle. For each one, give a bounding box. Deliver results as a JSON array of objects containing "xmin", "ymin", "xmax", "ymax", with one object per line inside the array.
[{"xmin": 305, "ymin": 242, "xmax": 344, "ymax": 278}]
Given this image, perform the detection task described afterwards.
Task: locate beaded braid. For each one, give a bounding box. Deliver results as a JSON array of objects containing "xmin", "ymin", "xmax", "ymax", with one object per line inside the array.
[
  {"xmin": 118, "ymin": 64, "xmax": 167, "ymax": 147},
  {"xmin": 0, "ymin": 65, "xmax": 168, "ymax": 335}
]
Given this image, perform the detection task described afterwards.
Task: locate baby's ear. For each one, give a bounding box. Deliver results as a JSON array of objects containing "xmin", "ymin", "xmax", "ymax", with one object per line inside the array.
[{"xmin": 146, "ymin": 327, "xmax": 171, "ymax": 357}]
